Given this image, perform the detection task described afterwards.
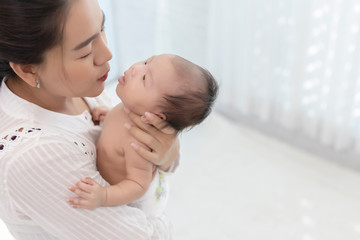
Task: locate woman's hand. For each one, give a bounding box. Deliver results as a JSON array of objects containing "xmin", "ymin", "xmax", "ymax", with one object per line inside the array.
[{"xmin": 125, "ymin": 108, "xmax": 180, "ymax": 171}]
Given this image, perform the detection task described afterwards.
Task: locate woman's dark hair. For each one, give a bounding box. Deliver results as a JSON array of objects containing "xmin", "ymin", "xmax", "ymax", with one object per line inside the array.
[
  {"xmin": 159, "ymin": 56, "xmax": 219, "ymax": 132},
  {"xmin": 0, "ymin": 0, "xmax": 71, "ymax": 83}
]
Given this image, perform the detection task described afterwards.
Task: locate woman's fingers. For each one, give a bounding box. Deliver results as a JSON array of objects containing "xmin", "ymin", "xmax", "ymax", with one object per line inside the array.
[
  {"xmin": 127, "ymin": 110, "xmax": 176, "ymax": 136},
  {"xmin": 130, "ymin": 142, "xmax": 157, "ymax": 162},
  {"xmin": 127, "ymin": 124, "xmax": 161, "ymax": 150},
  {"xmin": 124, "ymin": 108, "xmax": 179, "ymax": 168},
  {"xmin": 127, "ymin": 111, "xmax": 158, "ymax": 135},
  {"xmin": 126, "ymin": 111, "xmax": 176, "ymax": 145},
  {"xmin": 143, "ymin": 112, "xmax": 175, "ymax": 134}
]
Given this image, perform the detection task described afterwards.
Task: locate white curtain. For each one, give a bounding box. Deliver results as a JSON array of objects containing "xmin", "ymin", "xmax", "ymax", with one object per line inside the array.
[{"xmin": 99, "ymin": 0, "xmax": 360, "ymax": 167}]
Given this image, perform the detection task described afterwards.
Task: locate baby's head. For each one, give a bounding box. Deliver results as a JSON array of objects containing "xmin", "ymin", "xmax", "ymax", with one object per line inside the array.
[
  {"xmin": 157, "ymin": 55, "xmax": 218, "ymax": 131},
  {"xmin": 117, "ymin": 54, "xmax": 218, "ymax": 132}
]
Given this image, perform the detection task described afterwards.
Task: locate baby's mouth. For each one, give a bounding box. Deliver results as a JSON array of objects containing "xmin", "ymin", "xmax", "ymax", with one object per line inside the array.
[{"xmin": 118, "ymin": 76, "xmax": 125, "ymax": 84}]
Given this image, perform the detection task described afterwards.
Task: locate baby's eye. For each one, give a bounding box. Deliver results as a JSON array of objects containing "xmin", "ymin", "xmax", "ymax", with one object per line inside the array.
[
  {"xmin": 144, "ymin": 60, "xmax": 147, "ymax": 65},
  {"xmin": 143, "ymin": 75, "xmax": 146, "ymax": 81}
]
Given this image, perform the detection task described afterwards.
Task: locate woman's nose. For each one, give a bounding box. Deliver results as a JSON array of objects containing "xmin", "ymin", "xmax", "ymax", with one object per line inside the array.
[{"xmin": 94, "ymin": 34, "xmax": 112, "ymax": 66}]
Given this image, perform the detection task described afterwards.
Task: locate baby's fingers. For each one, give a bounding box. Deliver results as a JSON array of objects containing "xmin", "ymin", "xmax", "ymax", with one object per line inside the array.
[
  {"xmin": 71, "ymin": 178, "xmax": 94, "ymax": 193},
  {"xmin": 66, "ymin": 197, "xmax": 89, "ymax": 209},
  {"xmin": 92, "ymin": 106, "xmax": 109, "ymax": 121},
  {"xmin": 68, "ymin": 185, "xmax": 89, "ymax": 199}
]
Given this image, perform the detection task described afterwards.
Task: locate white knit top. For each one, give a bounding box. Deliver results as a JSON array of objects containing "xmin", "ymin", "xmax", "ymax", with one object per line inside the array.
[{"xmin": 0, "ymin": 81, "xmax": 173, "ymax": 240}]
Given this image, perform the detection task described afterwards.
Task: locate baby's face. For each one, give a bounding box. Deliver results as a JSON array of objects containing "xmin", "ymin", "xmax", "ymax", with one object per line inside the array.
[{"xmin": 116, "ymin": 54, "xmax": 181, "ymax": 117}]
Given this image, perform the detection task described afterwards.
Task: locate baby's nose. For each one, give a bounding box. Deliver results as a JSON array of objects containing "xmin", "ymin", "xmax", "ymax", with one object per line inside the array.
[{"xmin": 130, "ymin": 64, "xmax": 143, "ymax": 77}]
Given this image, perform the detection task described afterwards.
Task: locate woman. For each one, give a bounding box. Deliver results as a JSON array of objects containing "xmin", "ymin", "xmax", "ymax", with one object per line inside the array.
[{"xmin": 0, "ymin": 0, "xmax": 179, "ymax": 239}]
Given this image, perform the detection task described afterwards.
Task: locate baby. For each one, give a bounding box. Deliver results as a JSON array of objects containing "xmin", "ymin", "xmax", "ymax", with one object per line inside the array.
[{"xmin": 67, "ymin": 54, "xmax": 218, "ymax": 217}]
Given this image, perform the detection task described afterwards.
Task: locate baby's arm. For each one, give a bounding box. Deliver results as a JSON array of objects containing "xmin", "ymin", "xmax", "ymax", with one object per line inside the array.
[
  {"xmin": 105, "ymin": 154, "xmax": 154, "ymax": 206},
  {"xmin": 67, "ymin": 150, "xmax": 154, "ymax": 209}
]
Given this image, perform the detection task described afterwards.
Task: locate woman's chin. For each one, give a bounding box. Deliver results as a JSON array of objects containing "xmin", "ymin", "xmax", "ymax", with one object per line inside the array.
[{"xmin": 86, "ymin": 85, "xmax": 106, "ymax": 97}]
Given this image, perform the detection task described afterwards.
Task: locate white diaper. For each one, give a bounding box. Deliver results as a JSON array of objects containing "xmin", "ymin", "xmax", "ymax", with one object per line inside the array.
[{"xmin": 128, "ymin": 170, "xmax": 169, "ymax": 218}]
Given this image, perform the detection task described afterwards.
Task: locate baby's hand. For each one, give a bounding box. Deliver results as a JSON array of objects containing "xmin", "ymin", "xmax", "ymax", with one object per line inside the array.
[
  {"xmin": 67, "ymin": 177, "xmax": 107, "ymax": 210},
  {"xmin": 92, "ymin": 106, "xmax": 109, "ymax": 122}
]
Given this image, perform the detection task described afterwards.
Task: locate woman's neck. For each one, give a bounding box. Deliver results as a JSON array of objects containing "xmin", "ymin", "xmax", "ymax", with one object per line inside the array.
[{"xmin": 6, "ymin": 77, "xmax": 90, "ymax": 115}]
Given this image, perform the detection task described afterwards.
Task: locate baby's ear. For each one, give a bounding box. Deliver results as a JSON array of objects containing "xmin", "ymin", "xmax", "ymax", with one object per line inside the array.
[{"xmin": 156, "ymin": 112, "xmax": 167, "ymax": 121}]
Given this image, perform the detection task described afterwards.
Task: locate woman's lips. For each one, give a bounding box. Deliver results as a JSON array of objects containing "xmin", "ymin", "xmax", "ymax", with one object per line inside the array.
[
  {"xmin": 118, "ymin": 76, "xmax": 125, "ymax": 84},
  {"xmin": 98, "ymin": 72, "xmax": 108, "ymax": 82}
]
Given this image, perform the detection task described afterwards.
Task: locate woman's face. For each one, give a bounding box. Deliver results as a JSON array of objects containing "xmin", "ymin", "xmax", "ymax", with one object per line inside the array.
[{"xmin": 37, "ymin": 0, "xmax": 112, "ymax": 98}]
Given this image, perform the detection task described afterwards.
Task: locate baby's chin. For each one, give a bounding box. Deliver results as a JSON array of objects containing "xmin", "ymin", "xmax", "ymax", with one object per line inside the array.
[
  {"xmin": 120, "ymin": 102, "xmax": 144, "ymax": 117},
  {"xmin": 115, "ymin": 86, "xmax": 123, "ymax": 100}
]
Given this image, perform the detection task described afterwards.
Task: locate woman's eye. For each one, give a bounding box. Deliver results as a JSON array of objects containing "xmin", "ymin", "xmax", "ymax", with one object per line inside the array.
[
  {"xmin": 80, "ymin": 52, "xmax": 92, "ymax": 59},
  {"xmin": 144, "ymin": 60, "xmax": 147, "ymax": 65}
]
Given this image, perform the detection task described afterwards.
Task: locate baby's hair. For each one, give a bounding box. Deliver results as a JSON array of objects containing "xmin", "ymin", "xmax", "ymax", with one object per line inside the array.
[{"xmin": 159, "ymin": 56, "xmax": 218, "ymax": 132}]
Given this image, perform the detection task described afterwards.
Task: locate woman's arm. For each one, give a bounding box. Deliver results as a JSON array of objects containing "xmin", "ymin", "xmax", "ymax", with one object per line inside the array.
[
  {"xmin": 5, "ymin": 136, "xmax": 171, "ymax": 239},
  {"xmin": 125, "ymin": 109, "xmax": 180, "ymax": 172}
]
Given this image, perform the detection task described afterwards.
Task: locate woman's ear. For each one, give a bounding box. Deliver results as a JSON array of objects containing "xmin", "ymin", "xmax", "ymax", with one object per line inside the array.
[{"xmin": 9, "ymin": 62, "xmax": 38, "ymax": 87}]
